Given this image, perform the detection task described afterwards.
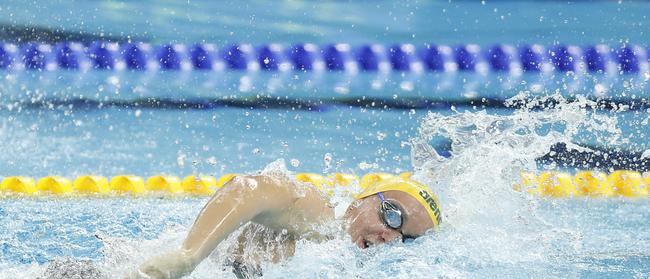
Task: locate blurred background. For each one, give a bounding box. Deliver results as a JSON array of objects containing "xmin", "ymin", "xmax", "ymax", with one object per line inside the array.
[{"xmin": 0, "ymin": 1, "xmax": 649, "ymax": 176}]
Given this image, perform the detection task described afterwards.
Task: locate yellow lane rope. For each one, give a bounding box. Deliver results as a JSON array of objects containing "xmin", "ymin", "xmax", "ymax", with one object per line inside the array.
[
  {"xmin": 1, "ymin": 170, "xmax": 648, "ymax": 198},
  {"xmin": 0, "ymin": 172, "xmax": 411, "ymax": 197}
]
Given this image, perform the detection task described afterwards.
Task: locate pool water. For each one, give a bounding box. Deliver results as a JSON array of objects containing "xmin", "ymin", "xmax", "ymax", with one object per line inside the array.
[{"xmin": 1, "ymin": 1, "xmax": 650, "ymax": 278}]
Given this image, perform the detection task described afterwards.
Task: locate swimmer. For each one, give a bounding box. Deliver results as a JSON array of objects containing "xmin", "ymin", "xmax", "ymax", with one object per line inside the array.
[{"xmin": 125, "ymin": 174, "xmax": 442, "ymax": 279}]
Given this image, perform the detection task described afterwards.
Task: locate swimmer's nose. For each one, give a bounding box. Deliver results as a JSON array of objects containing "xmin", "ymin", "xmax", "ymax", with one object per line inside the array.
[
  {"xmin": 366, "ymin": 229, "xmax": 401, "ymax": 246},
  {"xmin": 380, "ymin": 229, "xmax": 402, "ymax": 243}
]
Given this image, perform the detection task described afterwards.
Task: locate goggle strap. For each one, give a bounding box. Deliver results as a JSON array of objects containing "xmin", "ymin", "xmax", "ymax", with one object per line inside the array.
[{"xmin": 377, "ymin": 192, "xmax": 386, "ymax": 202}]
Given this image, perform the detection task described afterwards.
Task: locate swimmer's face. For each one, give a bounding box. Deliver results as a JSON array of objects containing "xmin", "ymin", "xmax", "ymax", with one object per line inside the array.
[{"xmin": 343, "ymin": 190, "xmax": 434, "ymax": 249}]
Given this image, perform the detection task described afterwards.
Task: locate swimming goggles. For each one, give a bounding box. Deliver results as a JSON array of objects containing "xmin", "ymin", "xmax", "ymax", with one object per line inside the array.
[{"xmin": 377, "ymin": 192, "xmax": 403, "ymax": 230}]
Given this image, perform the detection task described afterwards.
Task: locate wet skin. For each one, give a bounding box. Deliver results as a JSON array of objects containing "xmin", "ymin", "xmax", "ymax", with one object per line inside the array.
[
  {"xmin": 344, "ymin": 190, "xmax": 435, "ymax": 248},
  {"xmin": 125, "ymin": 175, "xmax": 434, "ymax": 279}
]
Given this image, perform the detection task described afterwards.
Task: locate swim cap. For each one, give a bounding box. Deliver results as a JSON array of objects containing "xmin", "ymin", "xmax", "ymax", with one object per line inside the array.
[{"xmin": 355, "ymin": 177, "xmax": 442, "ymax": 228}]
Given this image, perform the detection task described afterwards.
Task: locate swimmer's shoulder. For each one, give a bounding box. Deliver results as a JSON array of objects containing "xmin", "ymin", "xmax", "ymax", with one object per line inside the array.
[
  {"xmin": 239, "ymin": 174, "xmax": 328, "ymax": 202},
  {"xmin": 241, "ymin": 174, "xmax": 334, "ymax": 236}
]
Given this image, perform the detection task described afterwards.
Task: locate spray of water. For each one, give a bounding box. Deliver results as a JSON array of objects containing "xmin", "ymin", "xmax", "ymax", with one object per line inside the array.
[{"xmin": 8, "ymin": 93, "xmax": 650, "ymax": 278}]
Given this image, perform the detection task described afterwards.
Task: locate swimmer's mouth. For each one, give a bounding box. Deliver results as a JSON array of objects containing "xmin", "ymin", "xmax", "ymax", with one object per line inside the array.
[
  {"xmin": 356, "ymin": 236, "xmax": 377, "ymax": 249},
  {"xmin": 363, "ymin": 239, "xmax": 370, "ymax": 249},
  {"xmin": 359, "ymin": 236, "xmax": 374, "ymax": 249},
  {"xmin": 355, "ymin": 236, "xmax": 370, "ymax": 249}
]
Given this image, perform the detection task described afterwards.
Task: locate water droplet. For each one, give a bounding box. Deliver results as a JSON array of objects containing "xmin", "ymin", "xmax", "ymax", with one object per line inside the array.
[
  {"xmin": 177, "ymin": 152, "xmax": 186, "ymax": 168},
  {"xmin": 206, "ymin": 157, "xmax": 218, "ymax": 166},
  {"xmin": 324, "ymin": 153, "xmax": 332, "ymax": 168},
  {"xmin": 243, "ymin": 177, "xmax": 258, "ymax": 190},
  {"xmin": 358, "ymin": 161, "xmax": 376, "ymax": 170}
]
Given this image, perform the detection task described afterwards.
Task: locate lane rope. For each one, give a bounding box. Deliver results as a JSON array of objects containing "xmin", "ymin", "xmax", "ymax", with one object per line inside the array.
[
  {"xmin": 1, "ymin": 171, "xmax": 648, "ymax": 198},
  {"xmin": 0, "ymin": 172, "xmax": 406, "ymax": 196},
  {"xmin": 516, "ymin": 170, "xmax": 650, "ymax": 198},
  {"xmin": 1, "ymin": 42, "xmax": 648, "ymax": 74}
]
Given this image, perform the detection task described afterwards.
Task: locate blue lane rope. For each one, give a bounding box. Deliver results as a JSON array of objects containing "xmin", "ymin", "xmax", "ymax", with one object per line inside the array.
[{"xmin": 0, "ymin": 42, "xmax": 648, "ymax": 74}]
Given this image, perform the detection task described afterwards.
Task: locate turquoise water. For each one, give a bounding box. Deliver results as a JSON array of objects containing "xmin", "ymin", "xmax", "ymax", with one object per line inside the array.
[
  {"xmin": 2, "ymin": 1, "xmax": 649, "ymax": 45},
  {"xmin": 1, "ymin": 1, "xmax": 650, "ymax": 278}
]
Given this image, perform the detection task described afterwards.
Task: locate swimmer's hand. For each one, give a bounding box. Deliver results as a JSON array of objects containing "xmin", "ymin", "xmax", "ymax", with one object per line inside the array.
[{"xmin": 124, "ymin": 249, "xmax": 193, "ymax": 279}]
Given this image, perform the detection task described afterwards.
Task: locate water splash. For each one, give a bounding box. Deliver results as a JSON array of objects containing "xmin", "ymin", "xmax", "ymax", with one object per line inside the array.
[
  {"xmin": 400, "ymin": 92, "xmax": 645, "ymax": 276},
  {"xmin": 3, "ymin": 94, "xmax": 650, "ymax": 278}
]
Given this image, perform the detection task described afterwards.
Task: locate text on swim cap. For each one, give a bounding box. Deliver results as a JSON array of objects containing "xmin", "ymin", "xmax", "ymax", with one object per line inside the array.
[{"xmin": 419, "ymin": 189, "xmax": 442, "ymax": 225}]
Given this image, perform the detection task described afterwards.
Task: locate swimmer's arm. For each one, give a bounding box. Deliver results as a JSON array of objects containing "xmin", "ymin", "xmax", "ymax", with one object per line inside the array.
[{"xmin": 126, "ymin": 175, "xmax": 319, "ymax": 279}]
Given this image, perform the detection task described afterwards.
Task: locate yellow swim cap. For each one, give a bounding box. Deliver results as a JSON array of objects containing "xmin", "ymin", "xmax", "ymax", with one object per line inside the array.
[{"xmin": 355, "ymin": 176, "xmax": 442, "ymax": 228}]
